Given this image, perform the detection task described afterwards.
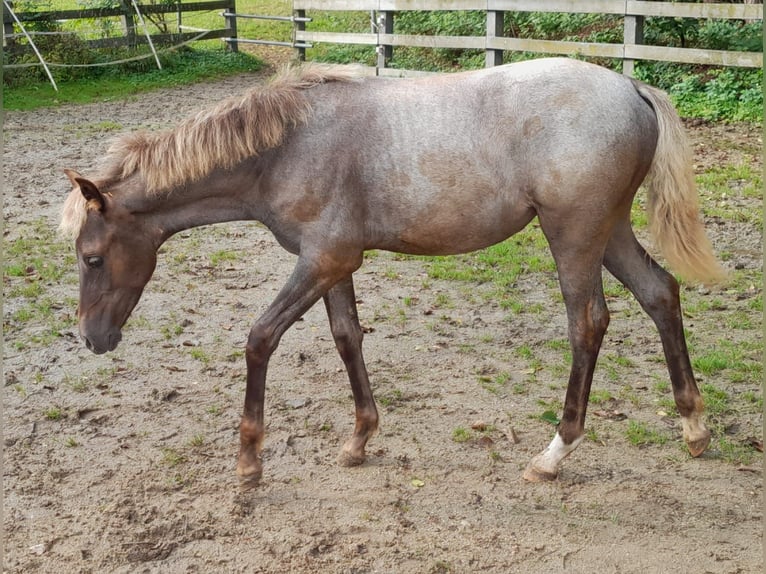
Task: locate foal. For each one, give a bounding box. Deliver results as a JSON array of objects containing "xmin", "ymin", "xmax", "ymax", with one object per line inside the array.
[{"xmin": 61, "ymin": 58, "xmax": 724, "ymax": 483}]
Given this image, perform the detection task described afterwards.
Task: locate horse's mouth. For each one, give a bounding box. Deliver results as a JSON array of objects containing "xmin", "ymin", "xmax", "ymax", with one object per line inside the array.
[{"xmin": 83, "ymin": 331, "xmax": 122, "ymax": 355}]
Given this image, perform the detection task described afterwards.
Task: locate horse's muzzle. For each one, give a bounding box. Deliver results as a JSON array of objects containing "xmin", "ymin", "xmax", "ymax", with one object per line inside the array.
[{"xmin": 82, "ymin": 331, "xmax": 122, "ymax": 355}]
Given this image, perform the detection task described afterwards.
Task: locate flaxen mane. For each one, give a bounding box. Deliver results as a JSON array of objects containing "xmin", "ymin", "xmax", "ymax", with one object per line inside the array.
[{"xmin": 60, "ymin": 63, "xmax": 361, "ymax": 238}]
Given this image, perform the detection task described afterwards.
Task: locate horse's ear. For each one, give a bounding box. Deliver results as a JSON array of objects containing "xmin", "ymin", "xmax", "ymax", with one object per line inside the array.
[
  {"xmin": 64, "ymin": 168, "xmax": 81, "ymax": 187},
  {"xmin": 75, "ymin": 176, "xmax": 106, "ymax": 212},
  {"xmin": 64, "ymin": 169, "xmax": 105, "ymax": 212}
]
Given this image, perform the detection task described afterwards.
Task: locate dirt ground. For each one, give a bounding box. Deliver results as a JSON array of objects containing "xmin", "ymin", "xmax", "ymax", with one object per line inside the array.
[{"xmin": 2, "ymin": 63, "xmax": 763, "ymax": 573}]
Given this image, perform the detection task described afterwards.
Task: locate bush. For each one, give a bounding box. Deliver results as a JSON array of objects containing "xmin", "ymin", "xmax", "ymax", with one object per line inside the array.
[{"xmin": 667, "ymin": 67, "xmax": 763, "ymax": 122}]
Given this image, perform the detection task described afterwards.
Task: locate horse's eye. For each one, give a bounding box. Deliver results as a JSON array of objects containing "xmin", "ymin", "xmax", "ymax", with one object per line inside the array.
[{"xmin": 85, "ymin": 256, "xmax": 104, "ymax": 269}]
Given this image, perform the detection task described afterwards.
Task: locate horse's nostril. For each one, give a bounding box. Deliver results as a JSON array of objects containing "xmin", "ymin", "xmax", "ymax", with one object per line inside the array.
[
  {"xmin": 84, "ymin": 337, "xmax": 94, "ymax": 351},
  {"xmin": 108, "ymin": 332, "xmax": 122, "ymax": 350}
]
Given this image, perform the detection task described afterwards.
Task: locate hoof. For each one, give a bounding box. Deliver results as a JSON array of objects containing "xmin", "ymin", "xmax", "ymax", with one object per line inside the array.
[
  {"xmin": 337, "ymin": 449, "xmax": 366, "ymax": 467},
  {"xmin": 686, "ymin": 429, "xmax": 711, "ymax": 458},
  {"xmin": 522, "ymin": 463, "xmax": 558, "ymax": 483},
  {"xmin": 236, "ymin": 462, "xmax": 263, "ymax": 487}
]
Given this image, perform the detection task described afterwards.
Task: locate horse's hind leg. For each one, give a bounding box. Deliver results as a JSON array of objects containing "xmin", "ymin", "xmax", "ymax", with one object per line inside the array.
[
  {"xmin": 523, "ymin": 223, "xmax": 611, "ymax": 482},
  {"xmin": 604, "ymin": 220, "xmax": 710, "ymax": 456},
  {"xmin": 323, "ymin": 276, "xmax": 379, "ymax": 466}
]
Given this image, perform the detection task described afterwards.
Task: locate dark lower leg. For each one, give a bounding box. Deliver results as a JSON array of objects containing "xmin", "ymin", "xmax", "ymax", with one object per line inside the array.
[
  {"xmin": 524, "ymin": 283, "xmax": 610, "ymax": 481},
  {"xmin": 324, "ymin": 277, "xmax": 379, "ymax": 466},
  {"xmin": 604, "ymin": 226, "xmax": 710, "ymax": 456},
  {"xmin": 237, "ymin": 330, "xmax": 270, "ymax": 484}
]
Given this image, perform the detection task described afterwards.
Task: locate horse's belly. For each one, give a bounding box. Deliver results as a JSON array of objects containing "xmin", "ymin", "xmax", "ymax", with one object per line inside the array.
[
  {"xmin": 378, "ymin": 199, "xmax": 535, "ymax": 256},
  {"xmin": 363, "ymin": 146, "xmax": 535, "ymax": 255}
]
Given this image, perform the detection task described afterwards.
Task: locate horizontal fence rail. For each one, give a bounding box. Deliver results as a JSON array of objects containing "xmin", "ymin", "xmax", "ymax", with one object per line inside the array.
[
  {"xmin": 2, "ymin": 0, "xmax": 237, "ymax": 54},
  {"xmin": 291, "ymin": 0, "xmax": 763, "ymax": 75},
  {"xmin": 221, "ymin": 11, "xmax": 312, "ymax": 50}
]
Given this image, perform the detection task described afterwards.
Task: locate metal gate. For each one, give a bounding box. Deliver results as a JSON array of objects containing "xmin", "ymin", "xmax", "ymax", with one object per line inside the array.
[{"xmin": 221, "ymin": 9, "xmax": 312, "ymax": 55}]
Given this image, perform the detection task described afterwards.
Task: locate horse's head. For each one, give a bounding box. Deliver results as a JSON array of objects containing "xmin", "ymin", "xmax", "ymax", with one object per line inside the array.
[{"xmin": 63, "ymin": 170, "xmax": 159, "ymax": 354}]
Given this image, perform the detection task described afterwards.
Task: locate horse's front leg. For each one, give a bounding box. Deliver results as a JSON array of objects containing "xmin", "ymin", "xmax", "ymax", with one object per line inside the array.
[
  {"xmin": 323, "ymin": 276, "xmax": 379, "ymax": 467},
  {"xmin": 237, "ymin": 256, "xmax": 354, "ymax": 485}
]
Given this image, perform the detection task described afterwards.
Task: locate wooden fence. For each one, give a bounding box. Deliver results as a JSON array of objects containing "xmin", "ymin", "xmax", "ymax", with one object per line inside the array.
[
  {"xmin": 2, "ymin": 0, "xmax": 238, "ymax": 55},
  {"xmin": 290, "ymin": 0, "xmax": 763, "ymax": 76}
]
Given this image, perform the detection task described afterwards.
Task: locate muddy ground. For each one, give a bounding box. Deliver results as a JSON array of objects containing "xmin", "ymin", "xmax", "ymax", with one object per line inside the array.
[{"xmin": 3, "ymin": 64, "xmax": 763, "ymax": 573}]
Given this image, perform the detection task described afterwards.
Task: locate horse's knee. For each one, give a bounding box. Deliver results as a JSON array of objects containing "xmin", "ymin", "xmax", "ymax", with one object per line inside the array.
[
  {"xmin": 245, "ymin": 324, "xmax": 277, "ymax": 366},
  {"xmin": 570, "ymin": 297, "xmax": 610, "ymax": 350},
  {"xmin": 331, "ymin": 323, "xmax": 364, "ymax": 364},
  {"xmin": 593, "ymin": 299, "xmax": 610, "ymax": 335},
  {"xmin": 642, "ymin": 268, "xmax": 682, "ymax": 318}
]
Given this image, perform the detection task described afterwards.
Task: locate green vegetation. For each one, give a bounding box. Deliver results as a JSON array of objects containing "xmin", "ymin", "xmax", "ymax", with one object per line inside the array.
[
  {"xmin": 3, "ymin": 218, "xmax": 78, "ymax": 350},
  {"xmin": 161, "ymin": 447, "xmax": 186, "ymax": 467},
  {"xmin": 589, "ymin": 389, "xmax": 613, "ymax": 405},
  {"xmin": 189, "ymin": 434, "xmax": 205, "ymax": 447},
  {"xmin": 209, "ymin": 249, "xmax": 242, "ymax": 267},
  {"xmin": 44, "ymin": 406, "xmax": 64, "ymax": 421},
  {"xmin": 661, "ymin": 67, "xmax": 762, "ymax": 122},
  {"xmin": 404, "ymin": 226, "xmax": 557, "ymax": 313},
  {"xmin": 310, "ymin": 9, "xmax": 763, "ymax": 122},
  {"xmin": 539, "ymin": 410, "xmax": 561, "ymax": 426},
  {"xmin": 5, "ymin": 1, "xmax": 760, "ymax": 121},
  {"xmin": 451, "ymin": 427, "xmax": 472, "ymax": 443},
  {"xmin": 4, "ymin": 47, "xmax": 261, "ymax": 110},
  {"xmin": 189, "ymin": 347, "xmax": 210, "ymax": 363},
  {"xmin": 378, "ymin": 388, "xmax": 404, "ymax": 408},
  {"xmin": 3, "ymin": 0, "xmax": 267, "ymax": 109},
  {"xmin": 625, "ymin": 420, "xmax": 668, "ymax": 447},
  {"xmin": 477, "ymin": 371, "xmax": 511, "ymax": 395}
]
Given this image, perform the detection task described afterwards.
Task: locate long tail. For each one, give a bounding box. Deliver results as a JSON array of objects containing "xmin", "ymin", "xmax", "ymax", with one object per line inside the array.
[{"xmin": 634, "ymin": 81, "xmax": 727, "ymax": 284}]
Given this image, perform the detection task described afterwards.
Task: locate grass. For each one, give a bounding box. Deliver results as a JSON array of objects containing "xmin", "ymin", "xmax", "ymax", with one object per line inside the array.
[
  {"xmin": 418, "ymin": 227, "xmax": 555, "ymax": 294},
  {"xmin": 206, "ymin": 404, "xmax": 224, "ymax": 416},
  {"xmin": 625, "ymin": 421, "xmax": 668, "ymax": 447},
  {"xmin": 161, "ymin": 447, "xmax": 186, "ymax": 467},
  {"xmin": 209, "ymin": 249, "xmax": 241, "ymax": 266},
  {"xmin": 477, "ymin": 371, "xmax": 511, "ymax": 395},
  {"xmin": 161, "ymin": 323, "xmax": 185, "ymax": 340},
  {"xmin": 378, "ymin": 388, "xmax": 404, "ymax": 408},
  {"xmin": 44, "ymin": 406, "xmax": 64, "ymax": 421},
  {"xmin": 4, "ymin": 48, "xmax": 263, "ymax": 110},
  {"xmin": 589, "ymin": 389, "xmax": 613, "ymax": 405},
  {"xmin": 714, "ymin": 436, "xmax": 759, "ymax": 466},
  {"xmin": 3, "ymin": 0, "xmax": 279, "ymax": 110},
  {"xmin": 451, "ymin": 427, "xmax": 472, "ymax": 443},
  {"xmin": 189, "ymin": 434, "xmax": 206, "ymax": 447},
  {"xmin": 189, "ymin": 348, "xmax": 210, "ymax": 363},
  {"xmin": 67, "ymin": 376, "xmax": 90, "ymax": 393},
  {"xmin": 4, "ymin": 217, "xmax": 79, "ymax": 351},
  {"xmin": 691, "ymin": 340, "xmax": 761, "ymax": 381}
]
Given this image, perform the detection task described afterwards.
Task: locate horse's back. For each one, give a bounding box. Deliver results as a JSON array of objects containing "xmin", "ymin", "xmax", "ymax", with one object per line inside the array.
[{"xmin": 308, "ymin": 57, "xmax": 657, "ymax": 185}]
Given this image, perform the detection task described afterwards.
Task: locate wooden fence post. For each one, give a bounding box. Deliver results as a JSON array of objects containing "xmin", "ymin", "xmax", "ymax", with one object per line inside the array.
[
  {"xmin": 224, "ymin": 0, "xmax": 237, "ymax": 52},
  {"xmin": 377, "ymin": 10, "xmax": 393, "ymax": 71},
  {"xmin": 294, "ymin": 8, "xmax": 306, "ymax": 61},
  {"xmin": 623, "ymin": 13, "xmax": 644, "ymax": 77},
  {"xmin": 486, "ymin": 9, "xmax": 503, "ymax": 67},
  {"xmin": 120, "ymin": 0, "xmax": 136, "ymax": 48},
  {"xmin": 3, "ymin": 1, "xmax": 16, "ymax": 51}
]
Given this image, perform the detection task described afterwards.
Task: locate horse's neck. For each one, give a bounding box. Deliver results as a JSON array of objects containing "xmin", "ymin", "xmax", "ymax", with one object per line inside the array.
[{"xmin": 138, "ymin": 169, "xmax": 262, "ymax": 240}]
